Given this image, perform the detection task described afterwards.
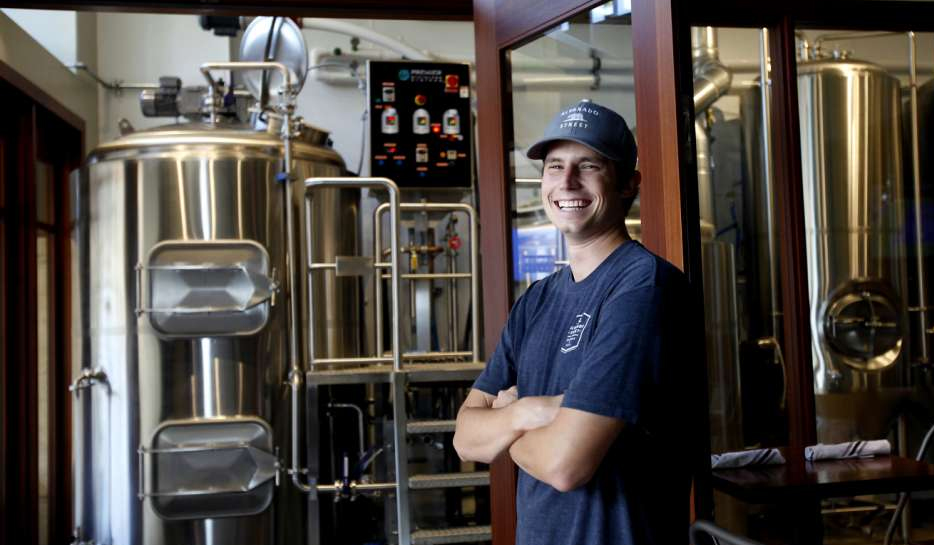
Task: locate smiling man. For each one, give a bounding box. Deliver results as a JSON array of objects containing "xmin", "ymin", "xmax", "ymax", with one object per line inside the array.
[{"xmin": 453, "ymin": 100, "xmax": 692, "ymax": 545}]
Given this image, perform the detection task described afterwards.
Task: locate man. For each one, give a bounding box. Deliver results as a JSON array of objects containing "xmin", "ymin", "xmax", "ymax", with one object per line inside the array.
[{"xmin": 453, "ymin": 99, "xmax": 691, "ymax": 544}]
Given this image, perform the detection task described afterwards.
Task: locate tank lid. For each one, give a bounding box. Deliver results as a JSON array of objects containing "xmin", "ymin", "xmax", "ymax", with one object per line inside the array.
[
  {"xmin": 797, "ymin": 57, "xmax": 892, "ymax": 76},
  {"xmin": 90, "ymin": 121, "xmax": 342, "ymax": 164}
]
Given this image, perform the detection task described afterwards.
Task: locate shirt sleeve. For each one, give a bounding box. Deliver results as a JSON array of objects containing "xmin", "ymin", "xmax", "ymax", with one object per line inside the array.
[
  {"xmin": 471, "ymin": 293, "xmax": 525, "ymax": 396},
  {"xmin": 561, "ymin": 285, "xmax": 664, "ymax": 426}
]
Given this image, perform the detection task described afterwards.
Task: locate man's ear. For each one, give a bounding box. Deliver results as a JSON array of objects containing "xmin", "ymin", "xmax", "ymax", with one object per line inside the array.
[{"xmin": 621, "ymin": 171, "xmax": 642, "ymax": 198}]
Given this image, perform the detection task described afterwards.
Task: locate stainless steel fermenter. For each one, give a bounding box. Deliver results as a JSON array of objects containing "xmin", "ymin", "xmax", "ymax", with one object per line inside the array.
[
  {"xmin": 798, "ymin": 58, "xmax": 910, "ymax": 442},
  {"xmin": 70, "ymin": 122, "xmax": 346, "ymax": 545}
]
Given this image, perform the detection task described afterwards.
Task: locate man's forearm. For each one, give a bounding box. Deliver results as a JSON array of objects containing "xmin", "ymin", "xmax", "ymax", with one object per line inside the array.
[
  {"xmin": 509, "ymin": 408, "xmax": 624, "ymax": 493},
  {"xmin": 509, "ymin": 425, "xmax": 570, "ymax": 489},
  {"xmin": 453, "ymin": 405, "xmax": 524, "ymax": 464}
]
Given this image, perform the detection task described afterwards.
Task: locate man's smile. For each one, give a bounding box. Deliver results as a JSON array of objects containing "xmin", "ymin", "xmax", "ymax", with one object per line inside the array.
[{"xmin": 555, "ymin": 199, "xmax": 592, "ymax": 210}]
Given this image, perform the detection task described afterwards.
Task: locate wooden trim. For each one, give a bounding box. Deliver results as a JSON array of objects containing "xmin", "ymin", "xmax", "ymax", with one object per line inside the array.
[
  {"xmin": 631, "ymin": 0, "xmax": 683, "ymax": 269},
  {"xmin": 768, "ymin": 18, "xmax": 817, "ymax": 462},
  {"xmin": 473, "ymin": 0, "xmax": 511, "ymax": 364},
  {"xmin": 684, "ymin": 1, "xmax": 934, "ymax": 29},
  {"xmin": 3, "ymin": 99, "xmax": 40, "ymax": 545},
  {"xmin": 3, "ymin": 0, "xmax": 473, "ymax": 19},
  {"xmin": 472, "ymin": 1, "xmax": 518, "ymax": 544},
  {"xmin": 494, "ymin": 0, "xmax": 605, "ymax": 48},
  {"xmin": 0, "ymin": 73, "xmax": 83, "ymax": 545},
  {"xmin": 0, "ymin": 61, "xmax": 85, "ymax": 135}
]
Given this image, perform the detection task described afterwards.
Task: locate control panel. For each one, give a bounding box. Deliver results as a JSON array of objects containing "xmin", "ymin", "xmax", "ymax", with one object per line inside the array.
[{"xmin": 367, "ymin": 61, "xmax": 472, "ymax": 188}]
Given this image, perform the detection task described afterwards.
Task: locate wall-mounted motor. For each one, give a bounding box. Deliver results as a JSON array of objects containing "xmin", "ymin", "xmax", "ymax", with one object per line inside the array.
[{"xmin": 140, "ymin": 76, "xmax": 251, "ymax": 121}]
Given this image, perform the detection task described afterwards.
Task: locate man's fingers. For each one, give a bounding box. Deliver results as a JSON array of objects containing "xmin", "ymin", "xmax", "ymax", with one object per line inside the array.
[{"xmin": 492, "ymin": 386, "xmax": 519, "ymax": 409}]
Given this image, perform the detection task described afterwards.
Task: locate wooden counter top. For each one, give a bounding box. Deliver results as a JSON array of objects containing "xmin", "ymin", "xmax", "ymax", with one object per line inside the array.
[{"xmin": 711, "ymin": 456, "xmax": 934, "ymax": 503}]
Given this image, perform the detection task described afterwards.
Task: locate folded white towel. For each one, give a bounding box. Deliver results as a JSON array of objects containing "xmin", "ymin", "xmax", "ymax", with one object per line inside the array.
[
  {"xmin": 804, "ymin": 440, "xmax": 891, "ymax": 461},
  {"xmin": 710, "ymin": 448, "xmax": 786, "ymax": 469}
]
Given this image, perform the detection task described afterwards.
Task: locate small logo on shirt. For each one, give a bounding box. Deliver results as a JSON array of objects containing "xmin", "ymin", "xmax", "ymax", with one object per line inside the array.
[{"xmin": 561, "ymin": 312, "xmax": 591, "ymax": 353}]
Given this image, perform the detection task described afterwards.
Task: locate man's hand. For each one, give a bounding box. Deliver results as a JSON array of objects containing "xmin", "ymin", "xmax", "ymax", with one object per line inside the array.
[
  {"xmin": 510, "ymin": 394, "xmax": 564, "ymax": 431},
  {"xmin": 491, "ymin": 386, "xmax": 518, "ymax": 408},
  {"xmin": 453, "ymin": 388, "xmax": 563, "ymax": 464}
]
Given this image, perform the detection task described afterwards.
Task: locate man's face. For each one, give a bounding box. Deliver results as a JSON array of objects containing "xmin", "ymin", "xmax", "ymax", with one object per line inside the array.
[{"xmin": 541, "ymin": 141, "xmax": 627, "ymax": 244}]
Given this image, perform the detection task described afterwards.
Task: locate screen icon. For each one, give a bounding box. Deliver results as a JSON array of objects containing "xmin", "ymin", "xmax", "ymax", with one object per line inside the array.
[
  {"xmin": 442, "ymin": 109, "xmax": 460, "ymax": 135},
  {"xmin": 381, "ymin": 107, "xmax": 399, "ymax": 134},
  {"xmin": 413, "ymin": 109, "xmax": 430, "ymax": 135}
]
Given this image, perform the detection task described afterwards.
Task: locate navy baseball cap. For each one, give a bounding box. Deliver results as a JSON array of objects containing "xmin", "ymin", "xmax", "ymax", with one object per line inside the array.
[{"xmin": 527, "ymin": 99, "xmax": 637, "ymax": 176}]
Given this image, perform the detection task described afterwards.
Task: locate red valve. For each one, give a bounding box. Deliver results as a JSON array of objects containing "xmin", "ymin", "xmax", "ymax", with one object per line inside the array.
[{"xmin": 448, "ymin": 235, "xmax": 462, "ymax": 251}]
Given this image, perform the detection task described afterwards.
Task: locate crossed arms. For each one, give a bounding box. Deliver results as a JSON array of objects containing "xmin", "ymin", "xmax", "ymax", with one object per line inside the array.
[{"xmin": 453, "ymin": 386, "xmax": 624, "ymax": 492}]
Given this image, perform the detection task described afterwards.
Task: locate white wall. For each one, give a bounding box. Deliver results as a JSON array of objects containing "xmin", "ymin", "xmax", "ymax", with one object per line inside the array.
[
  {"xmin": 0, "ymin": 10, "xmax": 98, "ymax": 150},
  {"xmin": 95, "ymin": 13, "xmax": 231, "ymax": 143},
  {"xmin": 92, "ymin": 14, "xmax": 475, "ymax": 170},
  {"xmin": 1, "ymin": 8, "xmax": 77, "ymax": 67},
  {"xmin": 295, "ymin": 19, "xmax": 475, "ymax": 173}
]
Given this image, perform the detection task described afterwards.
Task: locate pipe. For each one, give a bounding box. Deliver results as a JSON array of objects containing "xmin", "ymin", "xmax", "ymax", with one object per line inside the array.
[
  {"xmin": 200, "ymin": 61, "xmax": 292, "ymax": 123},
  {"xmin": 374, "ymin": 202, "xmax": 481, "ymax": 362},
  {"xmin": 692, "ymin": 27, "xmax": 733, "ymax": 113},
  {"xmin": 70, "ymin": 62, "xmax": 159, "ymax": 92},
  {"xmin": 695, "ymin": 120, "xmax": 715, "ymax": 226},
  {"xmin": 884, "ymin": 421, "xmax": 934, "ymax": 545},
  {"xmin": 301, "ymin": 18, "xmax": 432, "ymax": 61},
  {"xmin": 328, "ymin": 403, "xmax": 366, "ymax": 457},
  {"xmin": 908, "ymin": 31, "xmax": 930, "ymax": 365}
]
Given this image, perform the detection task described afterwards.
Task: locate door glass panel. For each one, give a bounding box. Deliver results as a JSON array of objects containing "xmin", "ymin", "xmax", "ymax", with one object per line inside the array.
[
  {"xmin": 507, "ymin": 1, "xmax": 636, "ymax": 299},
  {"xmin": 690, "ymin": 26, "xmax": 789, "ymax": 453},
  {"xmin": 37, "ymin": 230, "xmax": 53, "ymax": 545},
  {"xmin": 690, "ymin": 25, "xmax": 790, "ymax": 537}
]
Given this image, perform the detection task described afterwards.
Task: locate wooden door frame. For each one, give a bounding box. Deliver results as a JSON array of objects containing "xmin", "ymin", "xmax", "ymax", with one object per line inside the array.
[{"xmin": 0, "ymin": 59, "xmax": 84, "ymax": 545}]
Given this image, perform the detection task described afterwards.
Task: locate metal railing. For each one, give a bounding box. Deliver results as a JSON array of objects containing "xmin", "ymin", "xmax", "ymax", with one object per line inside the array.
[{"xmin": 374, "ymin": 202, "xmax": 480, "ymax": 364}]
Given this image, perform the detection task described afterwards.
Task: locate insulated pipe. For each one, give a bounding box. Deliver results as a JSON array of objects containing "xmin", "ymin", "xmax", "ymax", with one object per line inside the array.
[
  {"xmin": 691, "ymin": 27, "xmax": 731, "ymax": 233},
  {"xmin": 695, "ymin": 120, "xmax": 716, "ymax": 226},
  {"xmin": 301, "ymin": 18, "xmax": 433, "ymax": 61},
  {"xmin": 692, "ymin": 27, "xmax": 733, "ymax": 113}
]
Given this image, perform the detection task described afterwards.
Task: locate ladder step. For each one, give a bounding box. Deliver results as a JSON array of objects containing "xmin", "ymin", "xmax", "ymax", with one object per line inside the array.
[
  {"xmin": 409, "ymin": 471, "xmax": 489, "ymax": 490},
  {"xmin": 411, "ymin": 525, "xmax": 492, "ymax": 545},
  {"xmin": 407, "ymin": 420, "xmax": 457, "ymax": 434}
]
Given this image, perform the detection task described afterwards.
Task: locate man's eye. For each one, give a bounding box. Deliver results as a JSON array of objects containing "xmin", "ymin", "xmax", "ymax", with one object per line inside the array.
[{"xmin": 547, "ymin": 164, "xmax": 563, "ymax": 170}]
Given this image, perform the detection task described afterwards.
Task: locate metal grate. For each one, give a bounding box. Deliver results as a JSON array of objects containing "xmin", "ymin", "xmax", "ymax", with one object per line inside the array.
[
  {"xmin": 409, "ymin": 472, "xmax": 489, "ymax": 490},
  {"xmin": 407, "ymin": 420, "xmax": 457, "ymax": 434},
  {"xmin": 411, "ymin": 525, "xmax": 492, "ymax": 545}
]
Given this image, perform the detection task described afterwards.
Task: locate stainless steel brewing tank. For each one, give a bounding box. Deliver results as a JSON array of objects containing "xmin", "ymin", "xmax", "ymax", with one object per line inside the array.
[
  {"xmin": 797, "ymin": 59, "xmax": 911, "ymax": 441},
  {"xmin": 70, "ymin": 122, "xmax": 350, "ymax": 545}
]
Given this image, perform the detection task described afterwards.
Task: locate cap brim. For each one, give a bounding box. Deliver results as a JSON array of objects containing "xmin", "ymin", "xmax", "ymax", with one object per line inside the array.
[{"xmin": 525, "ymin": 137, "xmax": 621, "ymax": 161}]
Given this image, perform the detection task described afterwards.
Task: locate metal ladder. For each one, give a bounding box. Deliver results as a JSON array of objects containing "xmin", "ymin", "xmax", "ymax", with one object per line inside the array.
[{"xmin": 302, "ymin": 178, "xmax": 490, "ymax": 545}]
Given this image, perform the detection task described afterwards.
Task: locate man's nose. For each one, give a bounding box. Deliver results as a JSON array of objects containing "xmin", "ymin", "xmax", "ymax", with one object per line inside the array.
[{"xmin": 557, "ymin": 167, "xmax": 582, "ymax": 189}]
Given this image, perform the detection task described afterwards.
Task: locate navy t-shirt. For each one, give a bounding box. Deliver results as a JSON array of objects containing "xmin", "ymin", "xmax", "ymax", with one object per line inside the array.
[{"xmin": 473, "ymin": 241, "xmax": 691, "ymax": 545}]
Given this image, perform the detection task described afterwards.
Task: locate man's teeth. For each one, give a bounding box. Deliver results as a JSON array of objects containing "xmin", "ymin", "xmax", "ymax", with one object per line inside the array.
[{"xmin": 557, "ymin": 200, "xmax": 588, "ymax": 209}]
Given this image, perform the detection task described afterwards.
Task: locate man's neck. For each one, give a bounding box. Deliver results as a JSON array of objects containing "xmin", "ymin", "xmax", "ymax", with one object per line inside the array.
[{"xmin": 566, "ymin": 224, "xmax": 631, "ymax": 282}]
